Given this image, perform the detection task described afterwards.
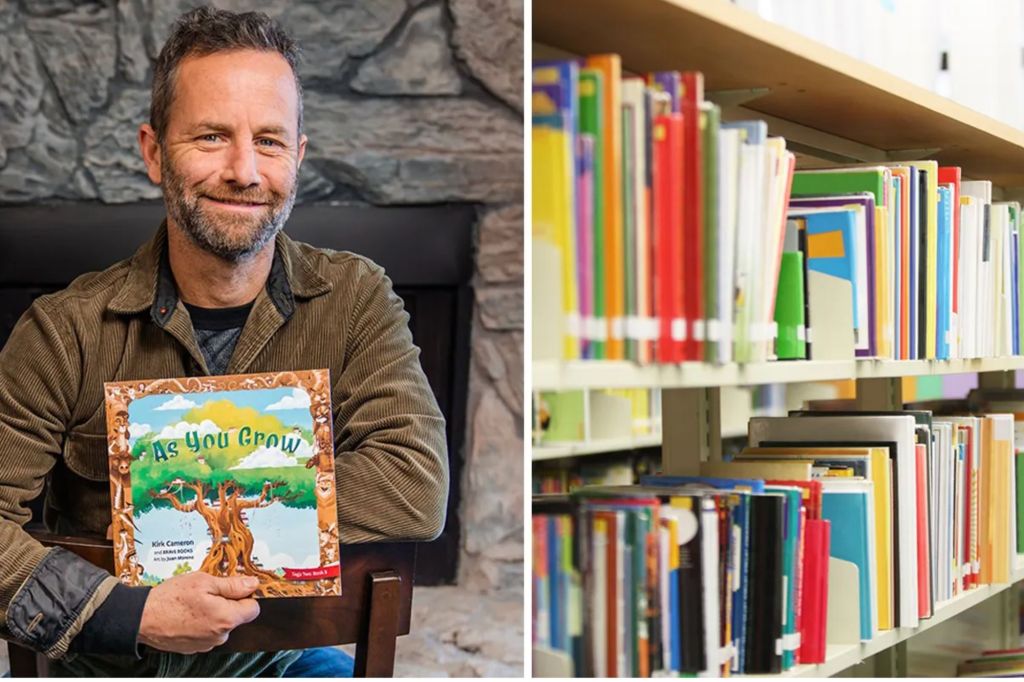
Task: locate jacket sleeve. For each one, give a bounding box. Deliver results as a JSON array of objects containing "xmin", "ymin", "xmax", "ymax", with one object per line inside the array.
[
  {"xmin": 0, "ymin": 299, "xmax": 122, "ymax": 658},
  {"xmin": 334, "ymin": 262, "xmax": 449, "ymax": 542}
]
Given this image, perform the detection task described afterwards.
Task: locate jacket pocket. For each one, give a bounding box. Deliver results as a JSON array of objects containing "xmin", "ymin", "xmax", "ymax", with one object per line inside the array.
[{"xmin": 62, "ymin": 431, "xmax": 110, "ymax": 483}]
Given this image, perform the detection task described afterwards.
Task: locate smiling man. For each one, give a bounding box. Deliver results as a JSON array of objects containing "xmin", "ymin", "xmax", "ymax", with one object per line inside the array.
[{"xmin": 0, "ymin": 6, "xmax": 448, "ymax": 677}]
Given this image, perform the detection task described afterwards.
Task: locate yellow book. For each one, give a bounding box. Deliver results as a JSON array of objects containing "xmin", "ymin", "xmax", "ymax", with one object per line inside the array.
[
  {"xmin": 979, "ymin": 415, "xmax": 1014, "ymax": 584},
  {"xmin": 532, "ymin": 118, "xmax": 579, "ymax": 360},
  {"xmin": 874, "ymin": 205, "xmax": 892, "ymax": 358}
]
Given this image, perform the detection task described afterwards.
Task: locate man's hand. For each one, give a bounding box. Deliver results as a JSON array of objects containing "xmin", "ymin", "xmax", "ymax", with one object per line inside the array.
[{"xmin": 138, "ymin": 573, "xmax": 261, "ymax": 654}]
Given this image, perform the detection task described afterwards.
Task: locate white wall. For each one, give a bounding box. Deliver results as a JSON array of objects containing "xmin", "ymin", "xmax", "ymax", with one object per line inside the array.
[{"xmin": 735, "ymin": 0, "xmax": 1024, "ymax": 130}]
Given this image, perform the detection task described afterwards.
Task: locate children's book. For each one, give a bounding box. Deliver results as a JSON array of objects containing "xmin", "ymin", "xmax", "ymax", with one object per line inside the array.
[{"xmin": 105, "ymin": 369, "xmax": 341, "ymax": 598}]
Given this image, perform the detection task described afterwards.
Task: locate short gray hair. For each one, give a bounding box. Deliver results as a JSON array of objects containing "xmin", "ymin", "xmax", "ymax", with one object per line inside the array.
[{"xmin": 150, "ymin": 6, "xmax": 303, "ymax": 142}]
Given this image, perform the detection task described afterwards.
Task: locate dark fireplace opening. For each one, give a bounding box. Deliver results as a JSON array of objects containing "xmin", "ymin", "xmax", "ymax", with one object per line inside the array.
[{"xmin": 0, "ymin": 202, "xmax": 475, "ymax": 586}]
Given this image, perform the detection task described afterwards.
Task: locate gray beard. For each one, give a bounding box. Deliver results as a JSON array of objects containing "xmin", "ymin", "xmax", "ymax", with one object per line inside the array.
[{"xmin": 161, "ymin": 155, "xmax": 297, "ymax": 263}]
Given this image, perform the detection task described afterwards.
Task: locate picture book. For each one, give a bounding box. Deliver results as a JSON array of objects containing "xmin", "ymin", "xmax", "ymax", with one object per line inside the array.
[{"xmin": 105, "ymin": 369, "xmax": 341, "ymax": 598}]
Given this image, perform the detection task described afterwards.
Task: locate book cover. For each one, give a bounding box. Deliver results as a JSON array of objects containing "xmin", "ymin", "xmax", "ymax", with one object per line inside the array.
[{"xmin": 105, "ymin": 370, "xmax": 341, "ymax": 598}]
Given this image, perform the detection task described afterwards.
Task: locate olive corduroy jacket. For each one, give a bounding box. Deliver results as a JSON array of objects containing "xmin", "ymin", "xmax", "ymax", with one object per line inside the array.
[{"xmin": 0, "ymin": 222, "xmax": 448, "ymax": 674}]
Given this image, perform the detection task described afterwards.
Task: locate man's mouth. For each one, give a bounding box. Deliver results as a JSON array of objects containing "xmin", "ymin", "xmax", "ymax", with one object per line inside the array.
[{"xmin": 202, "ymin": 196, "xmax": 268, "ymax": 209}]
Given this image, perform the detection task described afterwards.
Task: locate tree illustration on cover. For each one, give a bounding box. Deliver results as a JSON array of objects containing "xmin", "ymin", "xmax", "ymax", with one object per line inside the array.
[{"xmin": 123, "ymin": 384, "xmax": 338, "ymax": 597}]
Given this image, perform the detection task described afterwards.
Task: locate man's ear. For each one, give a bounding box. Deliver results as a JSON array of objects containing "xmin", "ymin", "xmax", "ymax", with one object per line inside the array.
[
  {"xmin": 138, "ymin": 123, "xmax": 162, "ymax": 185},
  {"xmin": 297, "ymin": 133, "xmax": 307, "ymax": 168}
]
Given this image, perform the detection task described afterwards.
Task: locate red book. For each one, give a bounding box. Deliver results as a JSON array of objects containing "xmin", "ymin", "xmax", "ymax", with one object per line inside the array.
[
  {"xmin": 680, "ymin": 72, "xmax": 704, "ymax": 361},
  {"xmin": 938, "ymin": 167, "xmax": 961, "ymax": 353},
  {"xmin": 596, "ymin": 510, "xmax": 619, "ymax": 677},
  {"xmin": 532, "ymin": 516, "xmax": 547, "ymax": 645},
  {"xmin": 916, "ymin": 443, "xmax": 932, "ymax": 618},
  {"xmin": 797, "ymin": 518, "xmax": 830, "ymax": 664},
  {"xmin": 652, "ymin": 114, "xmax": 684, "ymax": 363}
]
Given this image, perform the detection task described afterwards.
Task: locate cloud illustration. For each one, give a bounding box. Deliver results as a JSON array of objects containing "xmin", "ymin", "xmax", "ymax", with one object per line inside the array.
[
  {"xmin": 154, "ymin": 395, "xmax": 198, "ymax": 411},
  {"xmin": 266, "ymin": 388, "xmax": 311, "ymax": 411},
  {"xmin": 128, "ymin": 423, "xmax": 152, "ymax": 440},
  {"xmin": 156, "ymin": 419, "xmax": 221, "ymax": 441},
  {"xmin": 229, "ymin": 445, "xmax": 305, "ymax": 470}
]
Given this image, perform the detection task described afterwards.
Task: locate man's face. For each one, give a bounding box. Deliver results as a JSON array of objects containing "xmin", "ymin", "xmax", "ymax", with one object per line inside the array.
[{"xmin": 155, "ymin": 49, "xmax": 306, "ymax": 262}]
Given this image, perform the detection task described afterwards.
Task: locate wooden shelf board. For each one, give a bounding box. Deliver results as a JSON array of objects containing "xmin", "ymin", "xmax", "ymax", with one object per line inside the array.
[
  {"xmin": 533, "ymin": 357, "xmax": 1024, "ymax": 391},
  {"xmin": 534, "ymin": 0, "xmax": 1024, "ymax": 187}
]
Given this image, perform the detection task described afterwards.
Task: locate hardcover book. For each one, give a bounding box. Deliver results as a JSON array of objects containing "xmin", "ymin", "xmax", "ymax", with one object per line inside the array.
[{"xmin": 104, "ymin": 369, "xmax": 341, "ymax": 598}]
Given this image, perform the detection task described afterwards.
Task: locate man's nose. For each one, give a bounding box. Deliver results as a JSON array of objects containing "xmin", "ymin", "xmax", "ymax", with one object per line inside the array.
[{"xmin": 221, "ymin": 140, "xmax": 261, "ymax": 187}]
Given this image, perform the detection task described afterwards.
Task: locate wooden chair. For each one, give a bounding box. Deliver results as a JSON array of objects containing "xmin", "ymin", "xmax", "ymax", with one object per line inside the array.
[{"xmin": 8, "ymin": 529, "xmax": 416, "ymax": 677}]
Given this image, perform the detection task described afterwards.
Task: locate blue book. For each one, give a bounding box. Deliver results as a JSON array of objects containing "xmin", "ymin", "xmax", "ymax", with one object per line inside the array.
[
  {"xmin": 821, "ymin": 483, "xmax": 875, "ymax": 641},
  {"xmin": 721, "ymin": 120, "xmax": 768, "ymax": 145},
  {"xmin": 937, "ymin": 186, "xmax": 952, "ymax": 359},
  {"xmin": 547, "ymin": 516, "xmax": 565, "ymax": 651},
  {"xmin": 766, "ymin": 486, "xmax": 802, "ymax": 670},
  {"xmin": 669, "ymin": 558, "xmax": 681, "ymax": 673},
  {"xmin": 730, "ymin": 491, "xmax": 751, "ymax": 673}
]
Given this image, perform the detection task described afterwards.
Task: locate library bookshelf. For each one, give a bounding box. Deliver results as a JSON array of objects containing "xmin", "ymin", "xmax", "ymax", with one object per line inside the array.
[{"xmin": 532, "ymin": 0, "xmax": 1024, "ymax": 677}]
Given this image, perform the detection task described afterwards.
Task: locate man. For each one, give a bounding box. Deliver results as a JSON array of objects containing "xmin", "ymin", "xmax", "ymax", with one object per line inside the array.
[{"xmin": 0, "ymin": 6, "xmax": 448, "ymax": 677}]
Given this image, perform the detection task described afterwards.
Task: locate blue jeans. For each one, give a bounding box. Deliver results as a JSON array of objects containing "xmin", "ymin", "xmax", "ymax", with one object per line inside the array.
[{"xmin": 282, "ymin": 647, "xmax": 354, "ymax": 677}]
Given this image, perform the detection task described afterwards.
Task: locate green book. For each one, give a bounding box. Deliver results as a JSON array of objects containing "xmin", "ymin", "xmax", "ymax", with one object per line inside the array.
[
  {"xmin": 579, "ymin": 70, "xmax": 606, "ymax": 359},
  {"xmin": 774, "ymin": 251, "xmax": 807, "ymax": 359},
  {"xmin": 702, "ymin": 104, "xmax": 720, "ymax": 363},
  {"xmin": 790, "ymin": 168, "xmax": 887, "ymax": 205}
]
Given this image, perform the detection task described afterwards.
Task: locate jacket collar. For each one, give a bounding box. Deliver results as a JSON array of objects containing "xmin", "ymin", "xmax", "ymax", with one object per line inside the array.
[{"xmin": 107, "ymin": 220, "xmax": 332, "ymax": 318}]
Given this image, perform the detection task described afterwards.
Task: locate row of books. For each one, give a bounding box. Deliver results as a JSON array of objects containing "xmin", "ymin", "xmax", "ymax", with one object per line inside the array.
[
  {"xmin": 782, "ymin": 168, "xmax": 1023, "ymax": 361},
  {"xmin": 532, "ymin": 397, "xmax": 1024, "ymax": 676},
  {"xmin": 532, "ymin": 54, "xmax": 1024, "ymax": 364},
  {"xmin": 533, "ymin": 57, "xmax": 794, "ymax": 364}
]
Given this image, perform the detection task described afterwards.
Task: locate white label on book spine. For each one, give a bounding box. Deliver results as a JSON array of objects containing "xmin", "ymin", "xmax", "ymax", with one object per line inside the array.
[
  {"xmin": 671, "ymin": 319, "xmax": 687, "ymax": 342},
  {"xmin": 693, "ymin": 320, "xmax": 705, "ymax": 342},
  {"xmin": 775, "ymin": 638, "xmax": 783, "ymax": 656},
  {"xmin": 783, "ymin": 633, "xmax": 801, "ymax": 650},
  {"xmin": 610, "ymin": 317, "xmax": 626, "ymax": 340},
  {"xmin": 587, "ymin": 318, "xmax": 608, "ymax": 341},
  {"xmin": 796, "ymin": 325, "xmax": 806, "ymax": 342},
  {"xmin": 565, "ymin": 312, "xmax": 581, "ymax": 337},
  {"xmin": 732, "ymin": 526, "xmax": 742, "ymax": 590},
  {"xmin": 770, "ymin": 321, "xmax": 778, "ymax": 339},
  {"xmin": 706, "ymin": 319, "xmax": 721, "ymax": 342}
]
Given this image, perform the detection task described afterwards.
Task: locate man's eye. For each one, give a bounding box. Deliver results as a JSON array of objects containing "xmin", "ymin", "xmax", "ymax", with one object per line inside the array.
[
  {"xmin": 257, "ymin": 138, "xmax": 281, "ymax": 148},
  {"xmin": 199, "ymin": 134, "xmax": 220, "ymax": 143}
]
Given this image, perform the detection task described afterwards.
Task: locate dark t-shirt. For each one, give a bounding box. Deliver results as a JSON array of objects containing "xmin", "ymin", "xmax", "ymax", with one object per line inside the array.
[{"xmin": 184, "ymin": 301, "xmax": 254, "ymax": 375}]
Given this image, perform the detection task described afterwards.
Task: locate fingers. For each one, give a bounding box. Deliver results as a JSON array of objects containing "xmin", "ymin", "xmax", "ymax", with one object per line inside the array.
[
  {"xmin": 231, "ymin": 597, "xmax": 261, "ymax": 626},
  {"xmin": 208, "ymin": 575, "xmax": 260, "ymax": 599}
]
